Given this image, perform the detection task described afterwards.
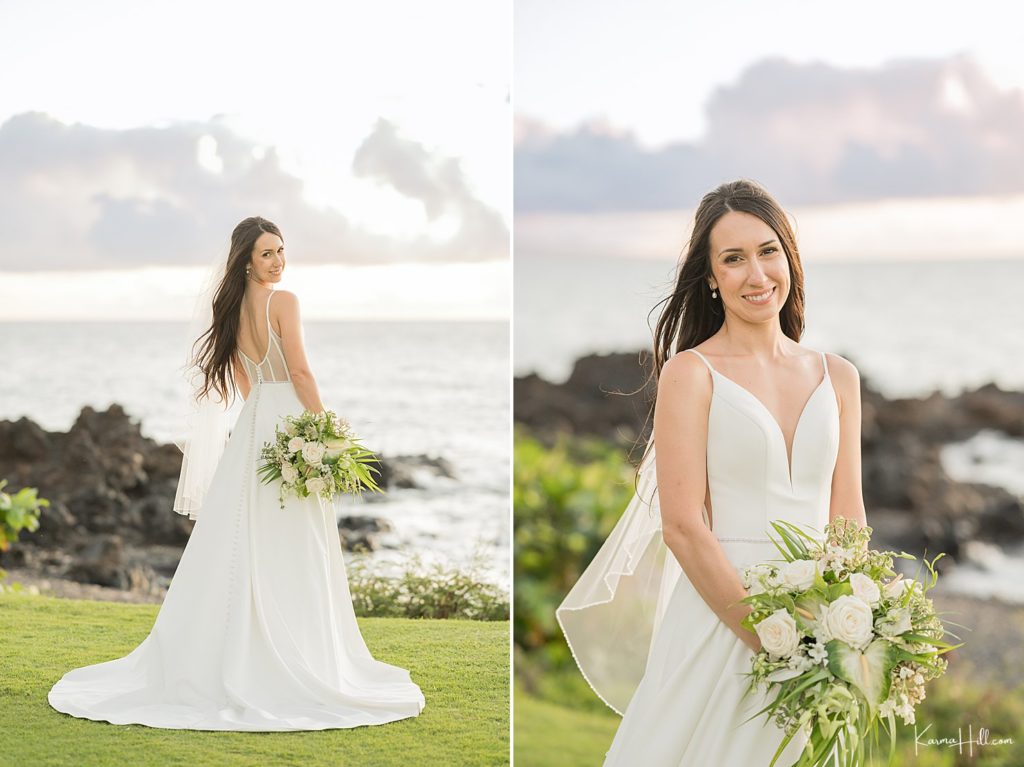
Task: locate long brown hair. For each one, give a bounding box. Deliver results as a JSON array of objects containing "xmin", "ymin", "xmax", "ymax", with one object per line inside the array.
[
  {"xmin": 634, "ymin": 179, "xmax": 806, "ymax": 469},
  {"xmin": 651, "ymin": 178, "xmax": 805, "ymax": 373},
  {"xmin": 191, "ymin": 216, "xmax": 283, "ymax": 404}
]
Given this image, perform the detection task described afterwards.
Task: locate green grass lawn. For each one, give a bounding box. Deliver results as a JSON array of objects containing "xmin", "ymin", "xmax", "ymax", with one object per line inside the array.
[
  {"xmin": 0, "ymin": 593, "xmax": 509, "ymax": 767},
  {"xmin": 513, "ymin": 683, "xmax": 616, "ymax": 767},
  {"xmin": 514, "ymin": 674, "xmax": 1024, "ymax": 767}
]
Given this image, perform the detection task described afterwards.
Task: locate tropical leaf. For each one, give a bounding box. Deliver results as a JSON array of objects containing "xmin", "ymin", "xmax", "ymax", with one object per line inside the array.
[{"xmin": 826, "ymin": 639, "xmax": 896, "ymax": 715}]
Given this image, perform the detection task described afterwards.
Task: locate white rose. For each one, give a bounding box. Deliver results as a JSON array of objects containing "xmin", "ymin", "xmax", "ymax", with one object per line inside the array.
[
  {"xmin": 754, "ymin": 608, "xmax": 801, "ymax": 658},
  {"xmin": 780, "ymin": 559, "xmax": 818, "ymax": 591},
  {"xmin": 301, "ymin": 441, "xmax": 327, "ymax": 464},
  {"xmin": 849, "ymin": 572, "xmax": 882, "ymax": 607},
  {"xmin": 284, "ymin": 421, "xmax": 298, "ymax": 436},
  {"xmin": 287, "ymin": 436, "xmax": 305, "ymax": 454},
  {"xmin": 825, "ymin": 595, "xmax": 875, "ymax": 650},
  {"xmin": 281, "ymin": 464, "xmax": 298, "ymax": 483},
  {"xmin": 306, "ymin": 477, "xmax": 326, "ymax": 495}
]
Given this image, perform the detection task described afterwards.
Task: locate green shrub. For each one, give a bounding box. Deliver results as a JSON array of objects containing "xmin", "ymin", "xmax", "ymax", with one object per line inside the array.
[
  {"xmin": 347, "ymin": 551, "xmax": 509, "ymax": 621},
  {"xmin": 514, "ymin": 428, "xmax": 636, "ymax": 665},
  {"xmin": 0, "ymin": 478, "xmax": 47, "ymax": 552},
  {"xmin": 0, "ymin": 479, "xmax": 49, "ymax": 591}
]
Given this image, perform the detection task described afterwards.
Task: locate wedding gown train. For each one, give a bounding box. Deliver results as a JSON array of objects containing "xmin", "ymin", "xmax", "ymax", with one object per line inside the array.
[
  {"xmin": 560, "ymin": 347, "xmax": 839, "ymax": 765},
  {"xmin": 48, "ymin": 290, "xmax": 425, "ymax": 730}
]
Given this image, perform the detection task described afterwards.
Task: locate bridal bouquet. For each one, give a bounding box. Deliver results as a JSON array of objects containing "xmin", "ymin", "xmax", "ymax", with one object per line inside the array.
[
  {"xmin": 739, "ymin": 518, "xmax": 960, "ymax": 767},
  {"xmin": 257, "ymin": 410, "xmax": 384, "ymax": 509}
]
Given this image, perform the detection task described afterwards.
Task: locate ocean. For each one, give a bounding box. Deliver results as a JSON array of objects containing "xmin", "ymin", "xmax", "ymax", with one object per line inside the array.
[
  {"xmin": 0, "ymin": 320, "xmax": 510, "ymax": 587},
  {"xmin": 515, "ymin": 256, "xmax": 1024, "ymax": 398},
  {"xmin": 515, "ymin": 255, "xmax": 1024, "ymax": 603}
]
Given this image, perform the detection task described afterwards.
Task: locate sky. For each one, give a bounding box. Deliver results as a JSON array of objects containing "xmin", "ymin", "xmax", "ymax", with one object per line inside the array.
[
  {"xmin": 514, "ymin": 0, "xmax": 1024, "ymax": 261},
  {"xmin": 0, "ymin": 0, "xmax": 510, "ymax": 319}
]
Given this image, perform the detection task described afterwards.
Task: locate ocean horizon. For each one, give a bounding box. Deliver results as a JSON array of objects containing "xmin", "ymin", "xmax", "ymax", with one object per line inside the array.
[{"xmin": 1, "ymin": 319, "xmax": 510, "ymax": 586}]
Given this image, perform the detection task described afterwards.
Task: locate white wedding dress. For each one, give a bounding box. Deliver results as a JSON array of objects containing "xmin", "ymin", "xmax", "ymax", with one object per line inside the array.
[
  {"xmin": 559, "ymin": 347, "xmax": 839, "ymax": 766},
  {"xmin": 48, "ymin": 291, "xmax": 425, "ymax": 731}
]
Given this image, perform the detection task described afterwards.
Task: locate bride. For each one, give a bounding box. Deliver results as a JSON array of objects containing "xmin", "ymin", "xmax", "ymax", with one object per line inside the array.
[
  {"xmin": 557, "ymin": 180, "xmax": 866, "ymax": 764},
  {"xmin": 48, "ymin": 215, "xmax": 426, "ymax": 730}
]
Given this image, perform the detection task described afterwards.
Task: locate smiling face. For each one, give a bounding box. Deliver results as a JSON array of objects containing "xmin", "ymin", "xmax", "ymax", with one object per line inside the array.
[
  {"xmin": 707, "ymin": 210, "xmax": 790, "ymax": 319},
  {"xmin": 249, "ymin": 231, "xmax": 285, "ymax": 285}
]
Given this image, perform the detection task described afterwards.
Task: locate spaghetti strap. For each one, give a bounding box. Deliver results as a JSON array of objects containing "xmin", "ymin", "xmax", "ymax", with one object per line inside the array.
[
  {"xmin": 820, "ymin": 350, "xmax": 829, "ymax": 376},
  {"xmin": 683, "ymin": 348, "xmax": 715, "ymax": 373},
  {"xmin": 265, "ymin": 290, "xmax": 276, "ymax": 335},
  {"xmin": 235, "ymin": 290, "xmax": 291, "ymax": 385}
]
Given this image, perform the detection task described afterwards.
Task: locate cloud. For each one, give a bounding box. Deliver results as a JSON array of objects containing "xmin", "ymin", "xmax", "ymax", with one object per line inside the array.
[
  {"xmin": 353, "ymin": 118, "xmax": 508, "ymax": 262},
  {"xmin": 515, "ymin": 53, "xmax": 1024, "ymax": 211},
  {"xmin": 0, "ymin": 113, "xmax": 507, "ymax": 270}
]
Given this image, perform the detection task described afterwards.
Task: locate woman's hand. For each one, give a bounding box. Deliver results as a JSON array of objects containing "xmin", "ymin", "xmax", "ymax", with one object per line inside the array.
[{"xmin": 743, "ymin": 634, "xmax": 763, "ymax": 654}]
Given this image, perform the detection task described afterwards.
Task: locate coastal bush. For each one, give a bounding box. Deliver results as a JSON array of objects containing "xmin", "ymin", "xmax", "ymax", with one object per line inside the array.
[
  {"xmin": 514, "ymin": 428, "xmax": 636, "ymax": 665},
  {"xmin": 347, "ymin": 551, "xmax": 509, "ymax": 621},
  {"xmin": 0, "ymin": 479, "xmax": 47, "ymax": 551},
  {"xmin": 0, "ymin": 479, "xmax": 48, "ymax": 592}
]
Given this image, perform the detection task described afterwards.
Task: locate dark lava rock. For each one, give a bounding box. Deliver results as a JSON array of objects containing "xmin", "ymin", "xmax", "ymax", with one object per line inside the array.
[
  {"xmin": 337, "ymin": 514, "xmax": 395, "ymax": 552},
  {"xmin": 514, "ymin": 351, "xmax": 657, "ymax": 446},
  {"xmin": 0, "ymin": 403, "xmax": 460, "ymax": 593},
  {"xmin": 514, "ymin": 348, "xmax": 1024, "ymax": 559},
  {"xmin": 378, "ymin": 454, "xmax": 456, "ymax": 489},
  {"xmin": 65, "ymin": 533, "xmax": 126, "ymax": 589}
]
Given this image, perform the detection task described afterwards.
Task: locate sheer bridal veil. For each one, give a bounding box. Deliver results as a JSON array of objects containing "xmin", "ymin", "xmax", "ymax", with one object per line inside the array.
[
  {"xmin": 555, "ymin": 432, "xmax": 683, "ymax": 715},
  {"xmin": 172, "ymin": 250, "xmax": 232, "ymax": 520}
]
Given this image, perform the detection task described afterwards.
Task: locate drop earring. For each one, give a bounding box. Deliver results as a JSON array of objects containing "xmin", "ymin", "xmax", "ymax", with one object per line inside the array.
[{"xmin": 710, "ymin": 285, "xmax": 717, "ymax": 299}]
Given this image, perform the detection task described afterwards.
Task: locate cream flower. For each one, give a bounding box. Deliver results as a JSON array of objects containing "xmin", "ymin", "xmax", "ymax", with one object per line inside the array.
[
  {"xmin": 301, "ymin": 441, "xmax": 327, "ymax": 465},
  {"xmin": 884, "ymin": 577, "xmax": 921, "ymax": 600},
  {"xmin": 744, "ymin": 564, "xmax": 775, "ymax": 595},
  {"xmin": 305, "ymin": 477, "xmax": 326, "ymax": 495},
  {"xmin": 754, "ymin": 608, "xmax": 801, "ymax": 658},
  {"xmin": 850, "ymin": 572, "xmax": 882, "ymax": 607},
  {"xmin": 324, "ymin": 437, "xmax": 352, "ymax": 458},
  {"xmin": 780, "ymin": 559, "xmax": 819, "ymax": 591},
  {"xmin": 281, "ymin": 464, "xmax": 298, "ymax": 483},
  {"xmin": 875, "ymin": 606, "xmax": 912, "ymax": 637},
  {"xmin": 825, "ymin": 595, "xmax": 875, "ymax": 650},
  {"xmin": 287, "ymin": 436, "xmax": 305, "ymax": 454}
]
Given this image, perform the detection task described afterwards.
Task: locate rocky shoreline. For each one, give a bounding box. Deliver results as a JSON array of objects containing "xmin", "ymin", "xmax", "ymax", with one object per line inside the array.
[
  {"xmin": 0, "ymin": 405, "xmax": 456, "ymax": 597},
  {"xmin": 515, "ymin": 350, "xmax": 1024, "ymax": 575}
]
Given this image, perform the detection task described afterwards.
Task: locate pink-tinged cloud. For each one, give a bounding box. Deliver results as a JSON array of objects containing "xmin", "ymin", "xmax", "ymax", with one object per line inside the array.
[
  {"xmin": 515, "ymin": 53, "xmax": 1024, "ymax": 212},
  {"xmin": 0, "ymin": 114, "xmax": 507, "ymax": 271}
]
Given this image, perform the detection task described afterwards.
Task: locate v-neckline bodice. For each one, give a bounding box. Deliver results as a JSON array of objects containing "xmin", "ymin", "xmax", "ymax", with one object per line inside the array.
[{"xmin": 685, "ymin": 348, "xmax": 833, "ymax": 489}]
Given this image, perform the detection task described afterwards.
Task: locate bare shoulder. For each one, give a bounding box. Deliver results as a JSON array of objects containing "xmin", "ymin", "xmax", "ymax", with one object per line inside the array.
[
  {"xmin": 657, "ymin": 350, "xmax": 713, "ymax": 403},
  {"xmin": 824, "ymin": 352, "xmax": 861, "ymax": 410},
  {"xmin": 269, "ymin": 290, "xmax": 300, "ymax": 337},
  {"xmin": 824, "ymin": 352, "xmax": 859, "ymax": 383},
  {"xmin": 272, "ymin": 289, "xmax": 300, "ymax": 309}
]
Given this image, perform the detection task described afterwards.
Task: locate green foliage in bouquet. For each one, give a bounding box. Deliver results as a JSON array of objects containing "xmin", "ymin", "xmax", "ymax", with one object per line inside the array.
[
  {"xmin": 257, "ymin": 410, "xmax": 384, "ymax": 509},
  {"xmin": 737, "ymin": 518, "xmax": 963, "ymax": 767}
]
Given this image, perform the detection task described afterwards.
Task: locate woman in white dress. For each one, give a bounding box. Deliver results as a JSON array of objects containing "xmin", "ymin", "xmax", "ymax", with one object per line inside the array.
[
  {"xmin": 48, "ymin": 216, "xmax": 426, "ymax": 731},
  {"xmin": 557, "ymin": 180, "xmax": 867, "ymax": 765}
]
